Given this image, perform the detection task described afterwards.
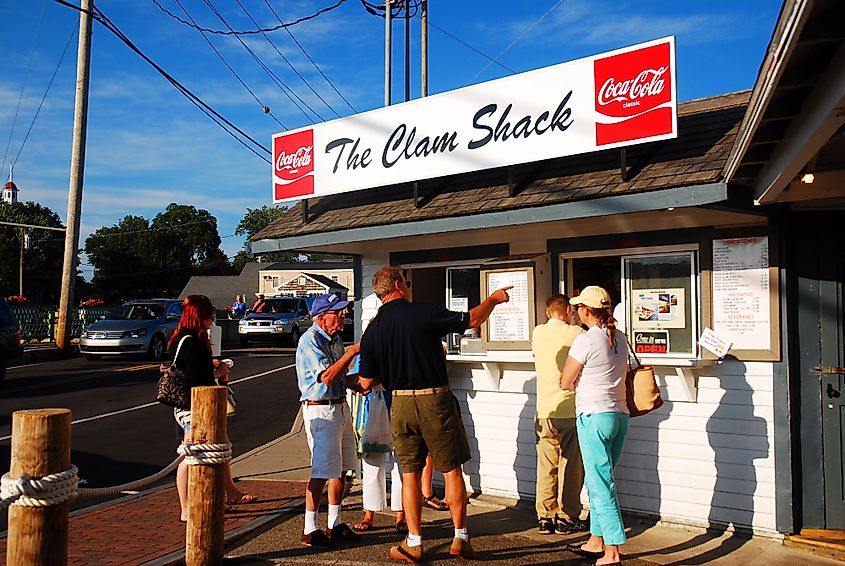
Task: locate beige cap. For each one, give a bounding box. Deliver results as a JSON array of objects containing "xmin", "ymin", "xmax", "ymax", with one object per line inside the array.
[{"xmin": 569, "ymin": 286, "xmax": 612, "ymax": 309}]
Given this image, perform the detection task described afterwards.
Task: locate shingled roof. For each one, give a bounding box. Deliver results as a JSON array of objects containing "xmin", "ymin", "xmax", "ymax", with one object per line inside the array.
[{"xmin": 254, "ymin": 91, "xmax": 750, "ymax": 242}]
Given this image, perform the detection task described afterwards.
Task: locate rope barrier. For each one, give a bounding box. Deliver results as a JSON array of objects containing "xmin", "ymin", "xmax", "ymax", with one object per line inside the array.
[
  {"xmin": 77, "ymin": 455, "xmax": 184, "ymax": 498},
  {"xmin": 177, "ymin": 441, "xmax": 233, "ymax": 466},
  {"xmin": 0, "ymin": 466, "xmax": 79, "ymax": 509}
]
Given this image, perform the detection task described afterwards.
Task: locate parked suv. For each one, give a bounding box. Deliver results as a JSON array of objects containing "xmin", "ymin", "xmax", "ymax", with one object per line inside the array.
[
  {"xmin": 80, "ymin": 299, "xmax": 182, "ymax": 360},
  {"xmin": 0, "ymin": 300, "xmax": 24, "ymax": 383},
  {"xmin": 238, "ymin": 297, "xmax": 314, "ymax": 347}
]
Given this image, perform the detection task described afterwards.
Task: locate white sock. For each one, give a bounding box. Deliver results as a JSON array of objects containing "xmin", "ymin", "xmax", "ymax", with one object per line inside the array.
[
  {"xmin": 454, "ymin": 527, "xmax": 468, "ymax": 541},
  {"xmin": 304, "ymin": 509, "xmax": 319, "ymax": 535},
  {"xmin": 327, "ymin": 504, "xmax": 342, "ymax": 529},
  {"xmin": 406, "ymin": 533, "xmax": 422, "ymax": 547}
]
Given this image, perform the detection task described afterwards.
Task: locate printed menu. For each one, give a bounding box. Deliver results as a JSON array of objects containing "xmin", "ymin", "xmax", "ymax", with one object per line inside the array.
[{"xmin": 486, "ymin": 270, "xmax": 531, "ymax": 342}]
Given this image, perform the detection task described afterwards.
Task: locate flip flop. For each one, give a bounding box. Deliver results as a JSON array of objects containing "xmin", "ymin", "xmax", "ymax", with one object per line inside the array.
[
  {"xmin": 227, "ymin": 494, "xmax": 258, "ymax": 505},
  {"xmin": 354, "ymin": 520, "xmax": 374, "ymax": 531},
  {"xmin": 422, "ymin": 495, "xmax": 449, "ymax": 510},
  {"xmin": 565, "ymin": 544, "xmax": 603, "ymax": 559}
]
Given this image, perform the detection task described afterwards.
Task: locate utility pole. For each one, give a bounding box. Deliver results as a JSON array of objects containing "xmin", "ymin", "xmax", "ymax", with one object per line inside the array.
[
  {"xmin": 384, "ymin": 0, "xmax": 392, "ymax": 106},
  {"xmin": 404, "ymin": 1, "xmax": 410, "ymax": 102},
  {"xmin": 19, "ymin": 229, "xmax": 24, "ymax": 297},
  {"xmin": 421, "ymin": 0, "xmax": 428, "ymax": 97},
  {"xmin": 56, "ymin": 0, "xmax": 93, "ymax": 351}
]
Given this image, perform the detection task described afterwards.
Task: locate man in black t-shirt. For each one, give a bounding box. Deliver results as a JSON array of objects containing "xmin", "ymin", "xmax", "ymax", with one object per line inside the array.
[{"xmin": 358, "ymin": 266, "xmax": 511, "ymax": 562}]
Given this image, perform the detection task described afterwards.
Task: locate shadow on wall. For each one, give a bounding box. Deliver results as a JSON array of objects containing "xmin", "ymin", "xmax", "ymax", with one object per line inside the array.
[{"xmin": 640, "ymin": 364, "xmax": 770, "ymax": 565}]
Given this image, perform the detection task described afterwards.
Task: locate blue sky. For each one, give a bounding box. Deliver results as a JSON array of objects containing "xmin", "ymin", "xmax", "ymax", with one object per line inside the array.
[{"xmin": 1, "ymin": 0, "xmax": 781, "ymax": 279}]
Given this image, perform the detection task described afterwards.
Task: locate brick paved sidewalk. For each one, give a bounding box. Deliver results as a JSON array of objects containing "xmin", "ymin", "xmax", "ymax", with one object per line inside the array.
[{"xmin": 0, "ymin": 479, "xmax": 305, "ymax": 566}]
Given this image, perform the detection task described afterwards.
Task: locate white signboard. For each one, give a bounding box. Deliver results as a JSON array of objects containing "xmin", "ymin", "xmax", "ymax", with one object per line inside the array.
[
  {"xmin": 712, "ymin": 236, "xmax": 770, "ymax": 350},
  {"xmin": 273, "ymin": 37, "xmax": 677, "ymax": 202},
  {"xmin": 699, "ymin": 327, "xmax": 732, "ymax": 358},
  {"xmin": 486, "ymin": 270, "xmax": 531, "ymax": 342}
]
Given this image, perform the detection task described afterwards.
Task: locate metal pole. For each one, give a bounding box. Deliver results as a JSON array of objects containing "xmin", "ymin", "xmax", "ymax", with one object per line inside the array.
[
  {"xmin": 384, "ymin": 0, "xmax": 392, "ymax": 107},
  {"xmin": 56, "ymin": 0, "xmax": 93, "ymax": 351},
  {"xmin": 421, "ymin": 0, "xmax": 428, "ymax": 97},
  {"xmin": 404, "ymin": 0, "xmax": 410, "ymax": 102},
  {"xmin": 19, "ymin": 229, "xmax": 24, "ymax": 297}
]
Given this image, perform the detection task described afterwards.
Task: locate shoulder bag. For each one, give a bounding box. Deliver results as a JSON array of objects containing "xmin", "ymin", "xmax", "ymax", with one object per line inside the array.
[
  {"xmin": 623, "ymin": 333, "xmax": 664, "ymax": 417},
  {"xmin": 156, "ymin": 335, "xmax": 191, "ymax": 409}
]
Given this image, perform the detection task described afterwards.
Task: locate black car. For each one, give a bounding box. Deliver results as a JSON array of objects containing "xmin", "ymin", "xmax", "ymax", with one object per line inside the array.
[{"xmin": 0, "ymin": 300, "xmax": 24, "ymax": 383}]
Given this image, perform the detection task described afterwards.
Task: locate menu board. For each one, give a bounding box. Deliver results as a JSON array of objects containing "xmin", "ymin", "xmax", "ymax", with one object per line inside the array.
[
  {"xmin": 712, "ymin": 236, "xmax": 770, "ymax": 350},
  {"xmin": 631, "ymin": 288, "xmax": 686, "ymax": 329},
  {"xmin": 486, "ymin": 270, "xmax": 531, "ymax": 341}
]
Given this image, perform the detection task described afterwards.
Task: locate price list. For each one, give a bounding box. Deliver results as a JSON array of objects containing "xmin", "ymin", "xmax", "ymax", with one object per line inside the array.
[{"xmin": 486, "ymin": 270, "xmax": 530, "ymax": 342}]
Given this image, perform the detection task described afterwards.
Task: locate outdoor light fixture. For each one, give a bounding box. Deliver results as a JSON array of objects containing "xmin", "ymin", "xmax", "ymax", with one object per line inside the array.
[{"xmin": 801, "ymin": 173, "xmax": 815, "ymax": 184}]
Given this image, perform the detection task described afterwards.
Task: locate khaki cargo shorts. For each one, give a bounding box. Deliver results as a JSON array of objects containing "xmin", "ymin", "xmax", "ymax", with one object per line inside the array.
[{"xmin": 390, "ymin": 390, "xmax": 471, "ymax": 474}]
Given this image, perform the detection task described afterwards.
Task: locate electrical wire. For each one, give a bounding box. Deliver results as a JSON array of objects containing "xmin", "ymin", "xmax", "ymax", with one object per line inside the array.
[
  {"xmin": 2, "ymin": 0, "xmax": 49, "ymax": 180},
  {"xmin": 263, "ymin": 0, "xmax": 356, "ymax": 113},
  {"xmin": 470, "ymin": 0, "xmax": 565, "ymax": 83},
  {"xmin": 151, "ymin": 0, "xmax": 346, "ymax": 36},
  {"xmin": 172, "ymin": 0, "xmax": 286, "ymax": 129},
  {"xmin": 426, "ymin": 20, "xmax": 515, "ymax": 74},
  {"xmin": 199, "ymin": 0, "xmax": 323, "ymax": 123},
  {"xmin": 11, "ymin": 23, "xmax": 79, "ymax": 171},
  {"xmin": 234, "ymin": 0, "xmax": 341, "ymax": 119}
]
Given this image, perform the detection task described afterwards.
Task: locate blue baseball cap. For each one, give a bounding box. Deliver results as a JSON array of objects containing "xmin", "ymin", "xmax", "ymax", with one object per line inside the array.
[{"xmin": 310, "ymin": 293, "xmax": 351, "ymax": 316}]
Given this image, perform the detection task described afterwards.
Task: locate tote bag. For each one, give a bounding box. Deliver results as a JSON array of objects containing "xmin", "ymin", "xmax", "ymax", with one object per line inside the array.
[
  {"xmin": 353, "ymin": 387, "xmax": 392, "ymax": 454},
  {"xmin": 156, "ymin": 335, "xmax": 191, "ymax": 409},
  {"xmin": 624, "ymin": 334, "xmax": 664, "ymax": 417}
]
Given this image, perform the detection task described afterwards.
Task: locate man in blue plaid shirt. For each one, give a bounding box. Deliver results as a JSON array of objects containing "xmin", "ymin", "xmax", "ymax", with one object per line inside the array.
[{"xmin": 296, "ymin": 293, "xmax": 361, "ymax": 549}]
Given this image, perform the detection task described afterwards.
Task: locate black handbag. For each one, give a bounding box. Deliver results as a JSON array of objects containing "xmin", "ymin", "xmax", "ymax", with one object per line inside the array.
[{"xmin": 156, "ymin": 335, "xmax": 191, "ymax": 409}]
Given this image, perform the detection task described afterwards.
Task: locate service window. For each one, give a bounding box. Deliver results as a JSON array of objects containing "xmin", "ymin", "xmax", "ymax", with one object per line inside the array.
[
  {"xmin": 446, "ymin": 266, "xmax": 481, "ymax": 352},
  {"xmin": 561, "ymin": 246, "xmax": 699, "ymax": 359}
]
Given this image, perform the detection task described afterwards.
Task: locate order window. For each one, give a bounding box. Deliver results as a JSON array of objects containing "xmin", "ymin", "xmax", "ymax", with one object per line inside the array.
[{"xmin": 561, "ymin": 247, "xmax": 699, "ymax": 358}]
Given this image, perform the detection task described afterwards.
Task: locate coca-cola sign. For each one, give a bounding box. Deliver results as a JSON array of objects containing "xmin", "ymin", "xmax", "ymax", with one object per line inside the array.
[
  {"xmin": 594, "ymin": 42, "xmax": 674, "ymax": 146},
  {"xmin": 273, "ymin": 129, "xmax": 314, "ymax": 200},
  {"xmin": 272, "ymin": 37, "xmax": 676, "ymax": 203}
]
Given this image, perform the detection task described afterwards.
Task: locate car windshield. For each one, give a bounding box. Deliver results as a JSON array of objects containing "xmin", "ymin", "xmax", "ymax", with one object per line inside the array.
[
  {"xmin": 110, "ymin": 304, "xmax": 164, "ymax": 320},
  {"xmin": 265, "ymin": 300, "xmax": 298, "ymax": 314}
]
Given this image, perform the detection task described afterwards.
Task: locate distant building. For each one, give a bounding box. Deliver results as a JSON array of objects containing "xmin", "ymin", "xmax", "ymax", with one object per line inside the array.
[
  {"xmin": 273, "ymin": 272, "xmax": 349, "ymax": 299},
  {"xmin": 2, "ymin": 181, "xmax": 18, "ymax": 204}
]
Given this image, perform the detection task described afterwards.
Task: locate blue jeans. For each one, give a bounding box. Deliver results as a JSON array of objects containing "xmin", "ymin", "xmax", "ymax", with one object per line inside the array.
[{"xmin": 576, "ymin": 412, "xmax": 629, "ymax": 545}]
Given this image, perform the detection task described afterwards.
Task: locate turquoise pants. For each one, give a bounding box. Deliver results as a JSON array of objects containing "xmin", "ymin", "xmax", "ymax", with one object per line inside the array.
[{"xmin": 576, "ymin": 412, "xmax": 629, "ymax": 545}]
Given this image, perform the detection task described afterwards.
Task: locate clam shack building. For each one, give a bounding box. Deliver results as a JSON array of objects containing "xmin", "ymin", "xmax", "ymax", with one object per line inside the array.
[{"xmin": 252, "ymin": 6, "xmax": 845, "ymax": 539}]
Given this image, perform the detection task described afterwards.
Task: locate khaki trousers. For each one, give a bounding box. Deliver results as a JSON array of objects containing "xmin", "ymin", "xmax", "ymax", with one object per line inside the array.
[{"xmin": 535, "ymin": 417, "xmax": 584, "ymax": 520}]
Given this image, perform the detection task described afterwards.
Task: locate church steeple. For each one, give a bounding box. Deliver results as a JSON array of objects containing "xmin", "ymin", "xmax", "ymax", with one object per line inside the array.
[{"xmin": 2, "ymin": 165, "xmax": 18, "ymax": 204}]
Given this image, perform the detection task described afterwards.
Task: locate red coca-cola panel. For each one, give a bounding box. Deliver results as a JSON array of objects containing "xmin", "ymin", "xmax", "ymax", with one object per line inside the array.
[
  {"xmin": 594, "ymin": 42, "xmax": 673, "ymax": 146},
  {"xmin": 273, "ymin": 129, "xmax": 315, "ymax": 200}
]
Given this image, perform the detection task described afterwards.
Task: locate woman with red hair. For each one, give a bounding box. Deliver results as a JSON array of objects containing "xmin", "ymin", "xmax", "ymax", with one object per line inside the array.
[{"xmin": 171, "ymin": 294, "xmax": 256, "ymax": 522}]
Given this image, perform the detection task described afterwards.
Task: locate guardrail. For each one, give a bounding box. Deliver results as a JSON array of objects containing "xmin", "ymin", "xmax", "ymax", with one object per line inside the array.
[{"xmin": 9, "ymin": 305, "xmax": 114, "ymax": 341}]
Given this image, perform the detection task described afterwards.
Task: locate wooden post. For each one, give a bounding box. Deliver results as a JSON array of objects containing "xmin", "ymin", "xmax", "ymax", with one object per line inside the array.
[
  {"xmin": 7, "ymin": 408, "xmax": 72, "ymax": 566},
  {"xmin": 185, "ymin": 386, "xmax": 228, "ymax": 566}
]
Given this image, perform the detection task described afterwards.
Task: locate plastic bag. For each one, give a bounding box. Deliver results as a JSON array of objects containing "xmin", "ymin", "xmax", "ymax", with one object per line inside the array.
[{"xmin": 355, "ymin": 389, "xmax": 392, "ymax": 454}]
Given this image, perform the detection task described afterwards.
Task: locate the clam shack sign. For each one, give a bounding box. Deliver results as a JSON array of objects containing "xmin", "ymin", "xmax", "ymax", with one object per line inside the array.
[{"xmin": 272, "ymin": 37, "xmax": 676, "ymax": 203}]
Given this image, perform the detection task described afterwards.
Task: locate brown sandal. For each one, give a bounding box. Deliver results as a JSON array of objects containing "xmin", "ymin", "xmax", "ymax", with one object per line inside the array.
[
  {"xmin": 422, "ymin": 495, "xmax": 449, "ymax": 510},
  {"xmin": 354, "ymin": 519, "xmax": 374, "ymax": 531}
]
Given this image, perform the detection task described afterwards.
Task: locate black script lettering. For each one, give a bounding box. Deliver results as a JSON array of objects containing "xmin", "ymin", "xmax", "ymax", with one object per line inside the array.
[
  {"xmin": 468, "ymin": 104, "xmax": 496, "ymax": 150},
  {"xmin": 382, "ymin": 124, "xmax": 459, "ymax": 168},
  {"xmin": 326, "ymin": 137, "xmax": 371, "ymax": 173},
  {"xmin": 468, "ymin": 91, "xmax": 574, "ymax": 150}
]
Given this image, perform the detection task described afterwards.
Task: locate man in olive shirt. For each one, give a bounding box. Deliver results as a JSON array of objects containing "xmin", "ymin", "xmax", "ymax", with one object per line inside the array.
[
  {"xmin": 532, "ymin": 294, "xmax": 588, "ymax": 535},
  {"xmin": 357, "ymin": 266, "xmax": 511, "ymax": 562}
]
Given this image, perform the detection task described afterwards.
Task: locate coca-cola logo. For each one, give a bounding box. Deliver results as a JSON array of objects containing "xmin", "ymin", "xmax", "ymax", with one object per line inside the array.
[
  {"xmin": 594, "ymin": 42, "xmax": 672, "ymax": 119},
  {"xmin": 594, "ymin": 41, "xmax": 674, "ymax": 146},
  {"xmin": 275, "ymin": 145, "xmax": 313, "ymax": 177},
  {"xmin": 273, "ymin": 129, "xmax": 315, "ymax": 200},
  {"xmin": 597, "ymin": 66, "xmax": 667, "ymax": 108}
]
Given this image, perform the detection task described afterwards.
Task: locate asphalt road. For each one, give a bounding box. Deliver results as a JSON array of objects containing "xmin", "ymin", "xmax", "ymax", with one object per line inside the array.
[{"xmin": 0, "ymin": 347, "xmax": 301, "ymax": 527}]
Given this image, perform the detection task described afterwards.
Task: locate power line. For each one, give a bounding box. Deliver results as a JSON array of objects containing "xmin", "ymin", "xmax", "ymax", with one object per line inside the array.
[
  {"xmin": 172, "ymin": 0, "xmax": 287, "ymax": 129},
  {"xmin": 264, "ymin": 0, "xmax": 356, "ymax": 113},
  {"xmin": 426, "ymin": 20, "xmax": 516, "ymax": 74},
  {"xmin": 51, "ymin": 0, "xmax": 271, "ymax": 163},
  {"xmin": 470, "ymin": 0, "xmax": 565, "ymax": 83},
  {"xmin": 151, "ymin": 0, "xmax": 347, "ymax": 36},
  {"xmin": 199, "ymin": 0, "xmax": 323, "ymax": 123},
  {"xmin": 234, "ymin": 0, "xmax": 341, "ymax": 119},
  {"xmin": 2, "ymin": 0, "xmax": 48, "ymax": 179},
  {"xmin": 10, "ymin": 23, "xmax": 79, "ymax": 174}
]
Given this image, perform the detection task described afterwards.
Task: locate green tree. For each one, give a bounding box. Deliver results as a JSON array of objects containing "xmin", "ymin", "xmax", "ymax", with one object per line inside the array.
[
  {"xmin": 85, "ymin": 204, "xmax": 231, "ymax": 301},
  {"xmin": 0, "ymin": 201, "xmax": 66, "ymax": 303},
  {"xmin": 232, "ymin": 205, "xmax": 298, "ymax": 272}
]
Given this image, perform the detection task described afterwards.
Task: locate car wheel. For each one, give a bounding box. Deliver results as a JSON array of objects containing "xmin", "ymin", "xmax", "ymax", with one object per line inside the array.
[
  {"xmin": 149, "ymin": 334, "xmax": 166, "ymax": 361},
  {"xmin": 83, "ymin": 354, "xmax": 100, "ymax": 361},
  {"xmin": 289, "ymin": 327, "xmax": 301, "ymax": 347}
]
